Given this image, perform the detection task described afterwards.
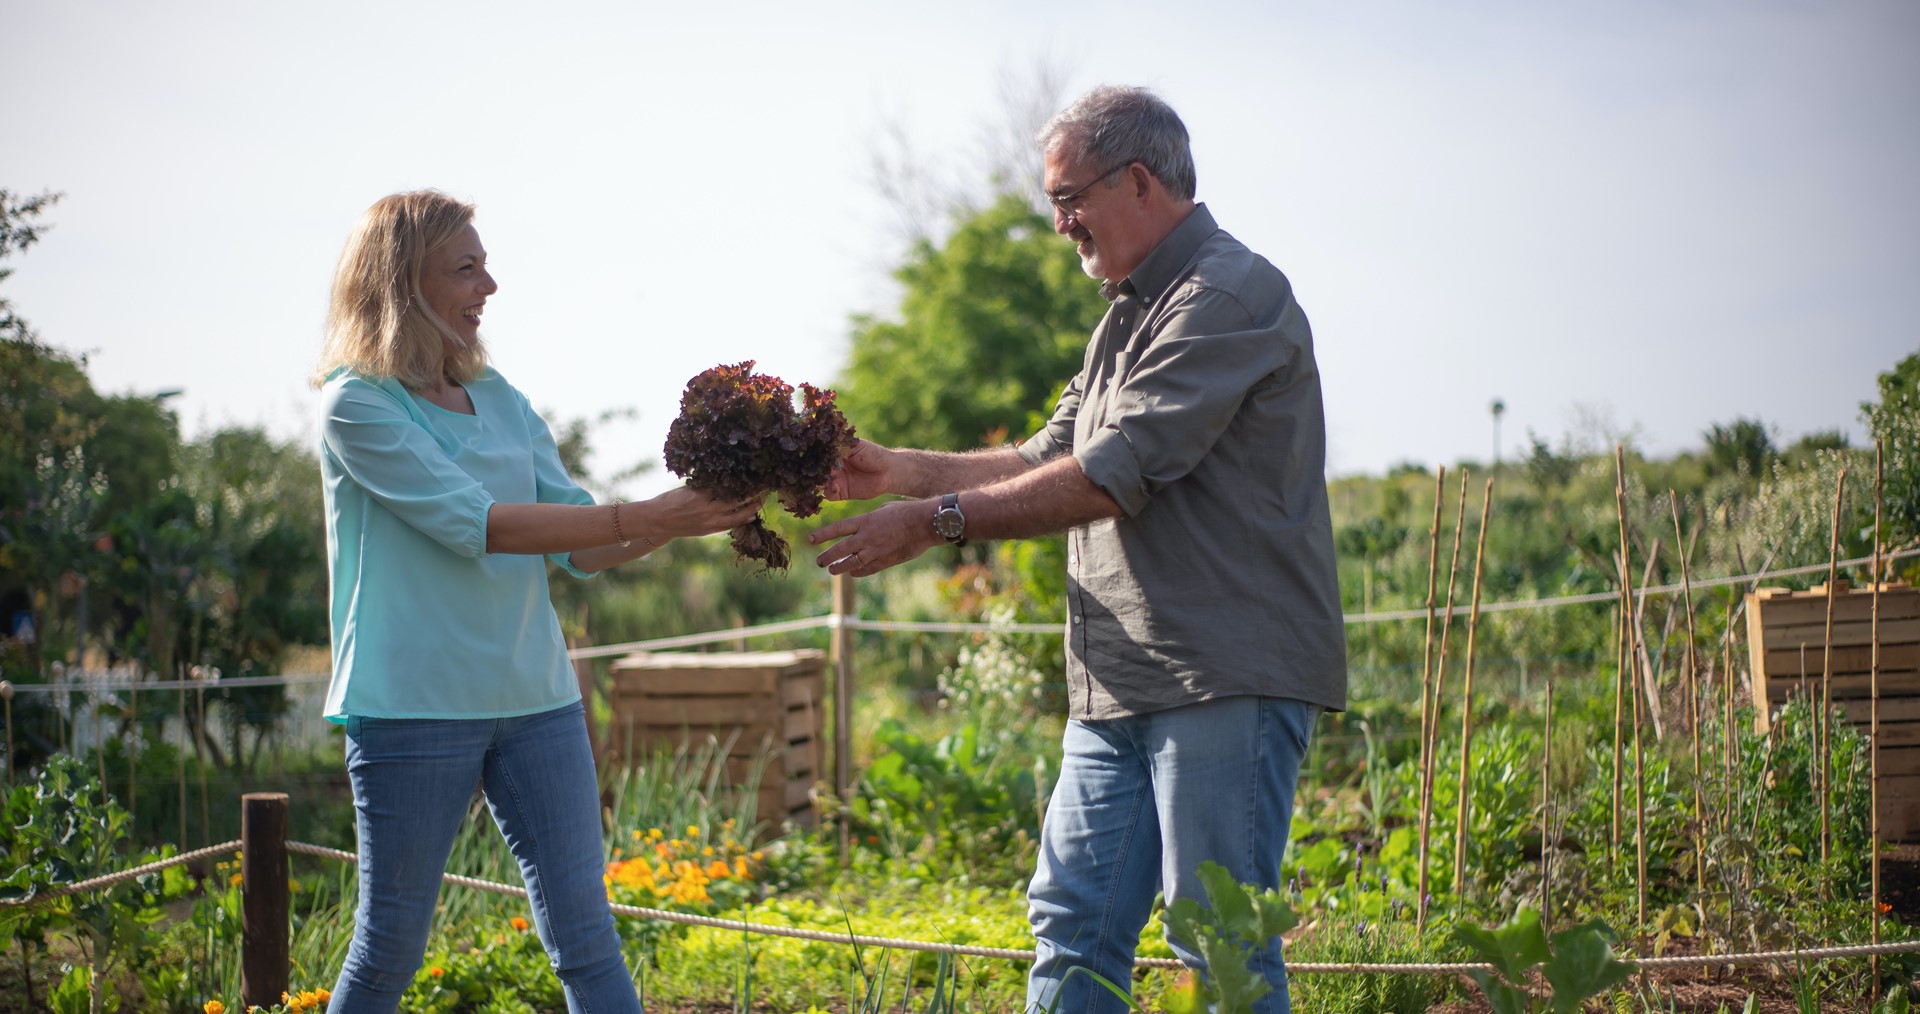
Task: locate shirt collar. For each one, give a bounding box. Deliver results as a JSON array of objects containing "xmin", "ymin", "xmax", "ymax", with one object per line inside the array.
[{"xmin": 1102, "ymin": 202, "xmax": 1217, "ymax": 305}]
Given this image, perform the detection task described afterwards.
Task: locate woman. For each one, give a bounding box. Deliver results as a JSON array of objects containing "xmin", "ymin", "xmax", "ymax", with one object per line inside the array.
[{"xmin": 312, "ymin": 190, "xmax": 757, "ymax": 1011}]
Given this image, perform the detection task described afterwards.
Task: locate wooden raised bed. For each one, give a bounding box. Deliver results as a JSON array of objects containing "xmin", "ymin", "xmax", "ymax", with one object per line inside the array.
[
  {"xmin": 608, "ymin": 650, "xmax": 824, "ymax": 829},
  {"xmin": 1747, "ymin": 580, "xmax": 1920, "ymax": 838}
]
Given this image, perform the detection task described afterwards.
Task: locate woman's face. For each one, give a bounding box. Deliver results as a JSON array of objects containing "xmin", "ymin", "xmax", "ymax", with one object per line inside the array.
[{"xmin": 417, "ymin": 224, "xmax": 496, "ymax": 348}]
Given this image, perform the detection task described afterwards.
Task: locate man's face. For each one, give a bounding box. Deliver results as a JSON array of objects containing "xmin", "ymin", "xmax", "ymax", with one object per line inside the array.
[{"xmin": 1043, "ymin": 146, "xmax": 1150, "ymax": 284}]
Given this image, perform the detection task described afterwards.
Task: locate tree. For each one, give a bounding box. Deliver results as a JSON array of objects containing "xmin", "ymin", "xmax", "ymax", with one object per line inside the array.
[
  {"xmin": 838, "ymin": 193, "xmax": 1107, "ymax": 451},
  {"xmin": 1702, "ymin": 417, "xmax": 1775, "ymax": 480},
  {"xmin": 1862, "ymin": 351, "xmax": 1920, "ymax": 546},
  {"xmin": 0, "ymin": 189, "xmax": 62, "ymax": 343}
]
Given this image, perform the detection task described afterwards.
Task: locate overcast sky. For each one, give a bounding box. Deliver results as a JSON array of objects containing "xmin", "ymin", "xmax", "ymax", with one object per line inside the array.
[{"xmin": 9, "ymin": 0, "xmax": 1916, "ymax": 496}]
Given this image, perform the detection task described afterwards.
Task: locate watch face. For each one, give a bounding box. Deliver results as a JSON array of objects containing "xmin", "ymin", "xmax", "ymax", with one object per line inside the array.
[{"xmin": 933, "ymin": 508, "xmax": 965, "ymax": 540}]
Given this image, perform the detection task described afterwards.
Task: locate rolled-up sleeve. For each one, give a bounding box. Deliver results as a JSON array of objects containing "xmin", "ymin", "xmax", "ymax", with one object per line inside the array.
[
  {"xmin": 1018, "ymin": 370, "xmax": 1086, "ymax": 467},
  {"xmin": 321, "ymin": 379, "xmax": 496, "ymax": 557},
  {"xmin": 1074, "ymin": 287, "xmax": 1293, "ymax": 517}
]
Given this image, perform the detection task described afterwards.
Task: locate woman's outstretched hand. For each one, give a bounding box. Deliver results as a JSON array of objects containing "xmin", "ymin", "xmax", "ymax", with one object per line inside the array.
[{"xmin": 647, "ymin": 486, "xmax": 766, "ymax": 539}]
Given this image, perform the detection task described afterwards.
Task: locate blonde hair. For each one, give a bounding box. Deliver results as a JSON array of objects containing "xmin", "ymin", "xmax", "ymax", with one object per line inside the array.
[{"xmin": 312, "ymin": 190, "xmax": 489, "ymax": 389}]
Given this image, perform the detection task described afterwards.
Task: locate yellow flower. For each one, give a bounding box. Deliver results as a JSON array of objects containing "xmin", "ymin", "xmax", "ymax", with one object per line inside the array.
[
  {"xmin": 685, "ymin": 824, "xmax": 700, "ymax": 837},
  {"xmin": 702, "ymin": 846, "xmax": 715, "ymax": 857},
  {"xmin": 510, "ymin": 916, "xmax": 530, "ymax": 932},
  {"xmin": 647, "ymin": 827, "xmax": 664, "ymax": 841},
  {"xmin": 204, "ymin": 1002, "xmax": 226, "ymax": 1014},
  {"xmin": 631, "ymin": 829, "xmax": 644, "ymax": 839},
  {"xmin": 229, "ymin": 873, "xmax": 243, "ymax": 886}
]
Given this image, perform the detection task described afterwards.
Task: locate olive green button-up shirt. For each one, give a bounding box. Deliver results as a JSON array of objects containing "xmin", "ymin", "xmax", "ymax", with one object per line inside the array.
[{"xmin": 1017, "ymin": 204, "xmax": 1348, "ymax": 720}]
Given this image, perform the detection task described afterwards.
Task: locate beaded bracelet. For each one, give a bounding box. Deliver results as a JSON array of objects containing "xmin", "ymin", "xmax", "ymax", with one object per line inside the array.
[{"xmin": 610, "ymin": 502, "xmax": 631, "ymax": 548}]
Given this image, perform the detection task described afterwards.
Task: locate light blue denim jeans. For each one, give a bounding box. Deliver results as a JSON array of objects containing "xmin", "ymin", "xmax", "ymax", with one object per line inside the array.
[
  {"xmin": 328, "ymin": 701, "xmax": 638, "ymax": 1014},
  {"xmin": 1026, "ymin": 695, "xmax": 1318, "ymax": 1014}
]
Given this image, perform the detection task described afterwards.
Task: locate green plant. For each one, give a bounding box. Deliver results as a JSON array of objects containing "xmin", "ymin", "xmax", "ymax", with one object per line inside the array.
[
  {"xmin": 1160, "ymin": 861, "xmax": 1299, "ymax": 1014},
  {"xmin": 0, "ymin": 754, "xmax": 186, "ymax": 1012},
  {"xmin": 1451, "ymin": 907, "xmax": 1634, "ymax": 1014},
  {"xmin": 1288, "ymin": 908, "xmax": 1454, "ymax": 1014}
]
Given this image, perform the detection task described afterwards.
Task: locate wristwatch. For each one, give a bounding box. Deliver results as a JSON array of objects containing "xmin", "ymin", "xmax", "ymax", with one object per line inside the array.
[{"xmin": 932, "ymin": 492, "xmax": 967, "ymax": 547}]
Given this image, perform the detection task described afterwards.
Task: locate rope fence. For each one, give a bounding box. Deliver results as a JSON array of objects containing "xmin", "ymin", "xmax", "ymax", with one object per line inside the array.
[
  {"xmin": 11, "ymin": 826, "xmax": 1920, "ymax": 978},
  {"xmin": 9, "ymin": 546, "xmax": 1917, "ymax": 696}
]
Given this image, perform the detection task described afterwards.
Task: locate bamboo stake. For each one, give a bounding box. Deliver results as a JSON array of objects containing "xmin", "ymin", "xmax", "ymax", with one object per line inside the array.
[
  {"xmin": 1420, "ymin": 467, "xmax": 1469, "ymax": 920},
  {"xmin": 1819, "ymin": 465, "xmax": 1848, "ymax": 865},
  {"xmin": 1670, "ymin": 494, "xmax": 1707, "ymax": 977},
  {"xmin": 1632, "ymin": 540, "xmax": 1666, "ymax": 741},
  {"xmin": 1613, "ymin": 601, "xmax": 1627, "ymax": 851},
  {"xmin": 1453, "ymin": 477, "xmax": 1496, "ymax": 897},
  {"xmin": 1612, "ymin": 447, "xmax": 1633, "ymax": 852},
  {"xmin": 1630, "ymin": 555, "xmax": 1649, "ymax": 933},
  {"xmin": 1541, "ymin": 674, "xmax": 1554, "ymax": 933},
  {"xmin": 1721, "ymin": 577, "xmax": 1740, "ymax": 835},
  {"xmin": 1872, "ymin": 443, "xmax": 1884, "ymax": 993},
  {"xmin": 1415, "ymin": 466, "xmax": 1446, "ymax": 935},
  {"xmin": 1613, "ymin": 446, "xmax": 1647, "ymax": 928}
]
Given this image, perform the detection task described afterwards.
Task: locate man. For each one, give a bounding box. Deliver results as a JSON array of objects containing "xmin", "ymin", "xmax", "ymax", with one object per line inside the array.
[{"xmin": 809, "ymin": 85, "xmax": 1346, "ymax": 1014}]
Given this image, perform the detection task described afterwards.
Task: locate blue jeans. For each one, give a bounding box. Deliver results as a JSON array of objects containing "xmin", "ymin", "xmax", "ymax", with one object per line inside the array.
[
  {"xmin": 1027, "ymin": 695, "xmax": 1318, "ymax": 1014},
  {"xmin": 329, "ymin": 701, "xmax": 638, "ymax": 1013}
]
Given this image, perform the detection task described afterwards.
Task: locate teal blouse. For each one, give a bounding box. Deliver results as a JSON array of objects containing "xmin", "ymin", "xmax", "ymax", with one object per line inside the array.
[{"xmin": 317, "ymin": 367, "xmax": 595, "ymax": 723}]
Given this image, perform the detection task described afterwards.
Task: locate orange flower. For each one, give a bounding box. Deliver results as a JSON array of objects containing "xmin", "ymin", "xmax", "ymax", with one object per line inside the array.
[
  {"xmin": 203, "ymin": 1002, "xmax": 226, "ymax": 1014},
  {"xmin": 429, "ymin": 966, "xmax": 446, "ymax": 978},
  {"xmin": 511, "ymin": 916, "xmax": 530, "ymax": 932}
]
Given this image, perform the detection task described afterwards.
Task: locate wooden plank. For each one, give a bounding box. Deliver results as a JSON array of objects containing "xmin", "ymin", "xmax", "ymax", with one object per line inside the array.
[
  {"xmin": 783, "ymin": 672, "xmax": 825, "ymax": 708},
  {"xmin": 1765, "ymin": 672, "xmax": 1920, "ymax": 702},
  {"xmin": 615, "ymin": 667, "xmax": 781, "ymax": 697},
  {"xmin": 1761, "ymin": 643, "xmax": 1920, "ymax": 679},
  {"xmin": 1876, "ymin": 748, "xmax": 1920, "ymax": 779},
  {"xmin": 616, "ymin": 697, "xmax": 781, "ymax": 726},
  {"xmin": 1758, "ymin": 589, "xmax": 1920, "ymax": 627},
  {"xmin": 1872, "ymin": 722, "xmax": 1920, "ymax": 750},
  {"xmin": 1877, "ymin": 775, "xmax": 1920, "ymax": 842},
  {"xmin": 1747, "ymin": 595, "xmax": 1771, "ymax": 729},
  {"xmin": 1760, "ymin": 617, "xmax": 1920, "ymax": 651},
  {"xmin": 1835, "ymin": 697, "xmax": 1920, "ymax": 726},
  {"xmin": 612, "ymin": 722, "xmax": 781, "ymax": 753}
]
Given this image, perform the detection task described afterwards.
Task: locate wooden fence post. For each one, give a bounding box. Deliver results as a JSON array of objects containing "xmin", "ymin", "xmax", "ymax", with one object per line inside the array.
[
  {"xmin": 242, "ymin": 792, "xmax": 290, "ymax": 1007},
  {"xmin": 830, "ymin": 573, "xmax": 856, "ymax": 862}
]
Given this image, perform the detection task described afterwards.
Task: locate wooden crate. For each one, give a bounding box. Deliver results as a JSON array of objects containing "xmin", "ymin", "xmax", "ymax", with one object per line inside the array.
[
  {"xmin": 1746, "ymin": 581, "xmax": 1920, "ymax": 838},
  {"xmin": 608, "ymin": 650, "xmax": 824, "ymax": 829}
]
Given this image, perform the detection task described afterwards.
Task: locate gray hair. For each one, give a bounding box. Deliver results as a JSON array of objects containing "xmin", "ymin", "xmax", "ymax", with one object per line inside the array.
[{"xmin": 1036, "ymin": 85, "xmax": 1196, "ymax": 201}]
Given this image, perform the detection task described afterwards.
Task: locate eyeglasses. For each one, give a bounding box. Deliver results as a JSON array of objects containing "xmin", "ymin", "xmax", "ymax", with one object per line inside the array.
[{"xmin": 1046, "ymin": 161, "xmax": 1134, "ymax": 220}]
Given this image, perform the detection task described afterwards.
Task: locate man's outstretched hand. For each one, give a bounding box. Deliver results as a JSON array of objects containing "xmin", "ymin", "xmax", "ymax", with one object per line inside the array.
[
  {"xmin": 823, "ymin": 439, "xmax": 899, "ymax": 502},
  {"xmin": 809, "ymin": 498, "xmax": 939, "ymax": 578}
]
